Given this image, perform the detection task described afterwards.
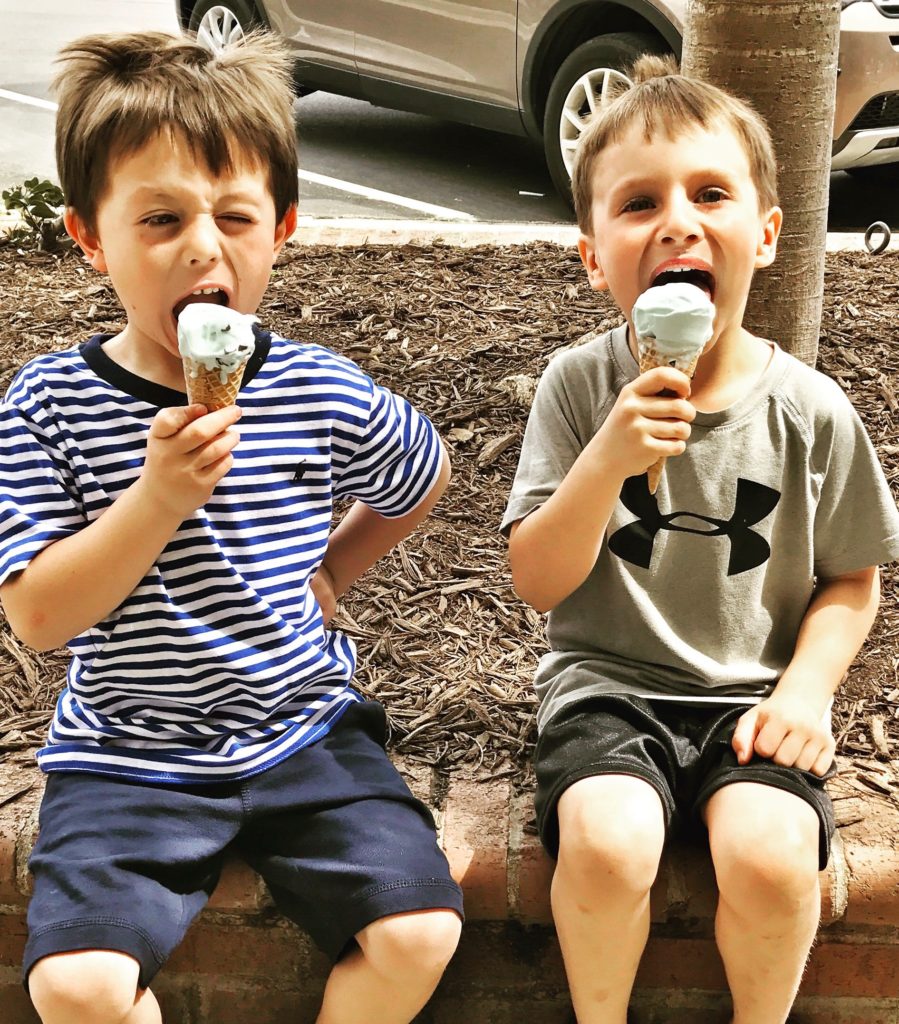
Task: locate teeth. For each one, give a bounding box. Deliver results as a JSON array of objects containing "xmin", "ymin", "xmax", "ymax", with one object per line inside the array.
[{"xmin": 191, "ymin": 287, "xmax": 222, "ymax": 295}]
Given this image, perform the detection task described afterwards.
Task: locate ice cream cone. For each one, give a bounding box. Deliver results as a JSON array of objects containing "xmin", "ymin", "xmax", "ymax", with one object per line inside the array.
[
  {"xmin": 177, "ymin": 304, "xmax": 257, "ymax": 412},
  {"xmin": 182, "ymin": 357, "xmax": 248, "ymax": 411},
  {"xmin": 632, "ymin": 281, "xmax": 715, "ymax": 495},
  {"xmin": 638, "ymin": 344, "xmax": 702, "ymax": 494}
]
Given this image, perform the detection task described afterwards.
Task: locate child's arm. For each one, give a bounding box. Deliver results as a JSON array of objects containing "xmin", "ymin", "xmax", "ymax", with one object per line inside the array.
[
  {"xmin": 509, "ymin": 366, "xmax": 695, "ymax": 612},
  {"xmin": 0, "ymin": 404, "xmax": 241, "ymax": 651},
  {"xmin": 732, "ymin": 565, "xmax": 880, "ymax": 777},
  {"xmin": 317, "ymin": 442, "xmax": 451, "ymax": 610}
]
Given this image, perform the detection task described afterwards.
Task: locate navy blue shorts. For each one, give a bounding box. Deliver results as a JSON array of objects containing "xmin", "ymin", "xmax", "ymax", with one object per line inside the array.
[
  {"xmin": 534, "ymin": 694, "xmax": 835, "ymax": 869},
  {"xmin": 24, "ymin": 701, "xmax": 463, "ymax": 989}
]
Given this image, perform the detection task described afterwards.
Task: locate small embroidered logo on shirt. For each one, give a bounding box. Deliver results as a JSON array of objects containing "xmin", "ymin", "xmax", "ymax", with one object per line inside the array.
[{"xmin": 292, "ymin": 461, "xmax": 308, "ymax": 482}]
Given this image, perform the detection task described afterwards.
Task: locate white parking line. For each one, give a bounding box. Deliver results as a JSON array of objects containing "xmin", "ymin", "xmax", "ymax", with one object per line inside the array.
[
  {"xmin": 0, "ymin": 87, "xmax": 476, "ymax": 220},
  {"xmin": 0, "ymin": 88, "xmax": 57, "ymax": 111},
  {"xmin": 299, "ymin": 170, "xmax": 475, "ymax": 221}
]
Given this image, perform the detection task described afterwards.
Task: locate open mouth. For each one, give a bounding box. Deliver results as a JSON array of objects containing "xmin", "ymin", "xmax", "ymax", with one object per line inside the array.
[
  {"xmin": 172, "ymin": 288, "xmax": 229, "ymax": 323},
  {"xmin": 650, "ymin": 267, "xmax": 715, "ymax": 300}
]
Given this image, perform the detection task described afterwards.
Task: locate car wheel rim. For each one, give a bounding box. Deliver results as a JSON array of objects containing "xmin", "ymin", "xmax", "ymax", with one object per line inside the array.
[
  {"xmin": 197, "ymin": 6, "xmax": 245, "ymax": 52},
  {"xmin": 559, "ymin": 67, "xmax": 633, "ymax": 178}
]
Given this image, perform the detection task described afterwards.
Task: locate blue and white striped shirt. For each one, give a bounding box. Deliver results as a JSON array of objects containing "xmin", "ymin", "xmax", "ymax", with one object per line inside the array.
[{"xmin": 0, "ymin": 331, "xmax": 443, "ymax": 783}]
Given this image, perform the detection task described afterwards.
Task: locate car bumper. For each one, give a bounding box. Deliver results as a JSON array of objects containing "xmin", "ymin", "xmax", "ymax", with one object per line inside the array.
[{"xmin": 833, "ymin": 1, "xmax": 899, "ymax": 168}]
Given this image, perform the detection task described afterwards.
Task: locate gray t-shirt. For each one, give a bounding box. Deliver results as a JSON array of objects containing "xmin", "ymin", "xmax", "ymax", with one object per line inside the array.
[{"xmin": 502, "ymin": 324, "xmax": 899, "ymax": 732}]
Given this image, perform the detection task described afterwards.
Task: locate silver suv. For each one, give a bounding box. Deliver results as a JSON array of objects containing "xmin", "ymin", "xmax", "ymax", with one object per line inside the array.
[{"xmin": 175, "ymin": 0, "xmax": 899, "ymax": 200}]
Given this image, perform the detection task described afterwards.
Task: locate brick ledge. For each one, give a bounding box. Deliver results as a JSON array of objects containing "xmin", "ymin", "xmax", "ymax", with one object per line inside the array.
[{"xmin": 1, "ymin": 757, "xmax": 897, "ymax": 1023}]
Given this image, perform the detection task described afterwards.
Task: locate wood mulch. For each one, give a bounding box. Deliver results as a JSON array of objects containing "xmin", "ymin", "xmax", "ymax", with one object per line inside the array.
[{"xmin": 0, "ymin": 241, "xmax": 896, "ymax": 834}]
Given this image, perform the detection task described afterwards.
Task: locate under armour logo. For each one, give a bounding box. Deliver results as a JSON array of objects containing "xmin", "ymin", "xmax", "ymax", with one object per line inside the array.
[{"xmin": 608, "ymin": 476, "xmax": 780, "ymax": 576}]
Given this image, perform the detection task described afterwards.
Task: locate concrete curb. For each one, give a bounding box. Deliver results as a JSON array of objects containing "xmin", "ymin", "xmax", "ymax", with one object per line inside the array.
[
  {"xmin": 287, "ymin": 218, "xmax": 897, "ymax": 253},
  {"xmin": 1, "ymin": 210, "xmax": 895, "ymax": 253}
]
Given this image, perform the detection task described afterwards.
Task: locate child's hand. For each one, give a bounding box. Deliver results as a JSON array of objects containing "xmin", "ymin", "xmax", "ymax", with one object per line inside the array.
[
  {"xmin": 140, "ymin": 404, "xmax": 242, "ymax": 519},
  {"xmin": 595, "ymin": 367, "xmax": 696, "ymax": 479},
  {"xmin": 731, "ymin": 691, "xmax": 836, "ymax": 777},
  {"xmin": 311, "ymin": 563, "xmax": 337, "ymax": 626}
]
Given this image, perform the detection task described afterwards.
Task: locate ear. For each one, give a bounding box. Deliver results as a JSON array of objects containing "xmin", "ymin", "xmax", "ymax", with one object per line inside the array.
[
  {"xmin": 64, "ymin": 209, "xmax": 108, "ymax": 273},
  {"xmin": 578, "ymin": 234, "xmax": 609, "ymax": 291},
  {"xmin": 273, "ymin": 203, "xmax": 297, "ymax": 256},
  {"xmin": 755, "ymin": 205, "xmax": 782, "ymax": 269}
]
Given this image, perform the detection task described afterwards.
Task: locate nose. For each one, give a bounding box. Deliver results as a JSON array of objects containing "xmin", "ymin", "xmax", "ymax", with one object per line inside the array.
[
  {"xmin": 184, "ymin": 215, "xmax": 222, "ymax": 265},
  {"xmin": 659, "ymin": 191, "xmax": 702, "ymax": 245}
]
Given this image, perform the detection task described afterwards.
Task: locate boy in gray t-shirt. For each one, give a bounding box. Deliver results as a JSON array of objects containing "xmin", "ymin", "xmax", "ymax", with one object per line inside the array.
[{"xmin": 502, "ymin": 57, "xmax": 899, "ymax": 1024}]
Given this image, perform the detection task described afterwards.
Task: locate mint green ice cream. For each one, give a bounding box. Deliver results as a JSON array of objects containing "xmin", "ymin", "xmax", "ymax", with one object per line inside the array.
[
  {"xmin": 177, "ymin": 304, "xmax": 257, "ymax": 384},
  {"xmin": 632, "ymin": 282, "xmax": 715, "ymax": 362}
]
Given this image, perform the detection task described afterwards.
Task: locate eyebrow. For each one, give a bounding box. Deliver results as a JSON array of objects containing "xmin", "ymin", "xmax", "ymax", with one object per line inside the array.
[
  {"xmin": 619, "ymin": 167, "xmax": 735, "ymax": 187},
  {"xmin": 129, "ymin": 188, "xmax": 262, "ymax": 204},
  {"xmin": 608, "ymin": 168, "xmax": 740, "ymax": 200},
  {"xmin": 685, "ymin": 168, "xmax": 740, "ymax": 184}
]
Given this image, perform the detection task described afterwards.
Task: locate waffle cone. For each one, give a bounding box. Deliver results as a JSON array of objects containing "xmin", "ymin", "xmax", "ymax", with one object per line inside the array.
[
  {"xmin": 183, "ymin": 357, "xmax": 247, "ymax": 411},
  {"xmin": 638, "ymin": 342, "xmax": 701, "ymax": 494}
]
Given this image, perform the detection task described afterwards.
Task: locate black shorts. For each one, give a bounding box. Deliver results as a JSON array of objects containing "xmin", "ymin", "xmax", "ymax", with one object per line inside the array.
[
  {"xmin": 534, "ymin": 694, "xmax": 835, "ymax": 869},
  {"xmin": 24, "ymin": 700, "xmax": 463, "ymax": 989}
]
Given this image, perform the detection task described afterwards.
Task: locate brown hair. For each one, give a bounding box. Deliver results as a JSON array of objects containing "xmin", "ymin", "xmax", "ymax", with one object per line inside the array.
[
  {"xmin": 53, "ymin": 31, "xmax": 299, "ymax": 230},
  {"xmin": 571, "ymin": 54, "xmax": 778, "ymax": 234}
]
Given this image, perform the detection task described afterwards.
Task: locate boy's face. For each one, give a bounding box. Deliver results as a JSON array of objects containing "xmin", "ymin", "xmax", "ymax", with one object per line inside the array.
[
  {"xmin": 578, "ymin": 121, "xmax": 781, "ymax": 351},
  {"xmin": 66, "ymin": 130, "xmax": 296, "ymax": 373}
]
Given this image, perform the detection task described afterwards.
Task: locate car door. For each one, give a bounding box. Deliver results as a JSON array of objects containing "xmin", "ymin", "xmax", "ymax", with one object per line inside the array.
[
  {"xmin": 353, "ymin": 0, "xmax": 519, "ymax": 116},
  {"xmin": 261, "ymin": 0, "xmax": 357, "ymax": 87}
]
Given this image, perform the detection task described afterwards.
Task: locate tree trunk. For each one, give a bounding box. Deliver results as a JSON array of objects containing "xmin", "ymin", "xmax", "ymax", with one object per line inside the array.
[{"xmin": 681, "ymin": 0, "xmax": 840, "ymax": 366}]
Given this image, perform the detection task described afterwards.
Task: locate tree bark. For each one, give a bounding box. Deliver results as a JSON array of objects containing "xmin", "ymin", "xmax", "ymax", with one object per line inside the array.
[{"xmin": 681, "ymin": 0, "xmax": 840, "ymax": 366}]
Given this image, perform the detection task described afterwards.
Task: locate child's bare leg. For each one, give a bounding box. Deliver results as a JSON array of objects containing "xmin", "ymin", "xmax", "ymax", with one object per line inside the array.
[
  {"xmin": 551, "ymin": 775, "xmax": 665, "ymax": 1024},
  {"xmin": 705, "ymin": 782, "xmax": 821, "ymax": 1024},
  {"xmin": 316, "ymin": 909, "xmax": 461, "ymax": 1024},
  {"xmin": 29, "ymin": 950, "xmax": 161, "ymax": 1024}
]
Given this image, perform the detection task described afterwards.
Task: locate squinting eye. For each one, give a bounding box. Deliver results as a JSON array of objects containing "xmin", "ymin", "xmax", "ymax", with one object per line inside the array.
[
  {"xmin": 143, "ymin": 214, "xmax": 176, "ymax": 226},
  {"xmin": 220, "ymin": 215, "xmax": 252, "ymax": 224}
]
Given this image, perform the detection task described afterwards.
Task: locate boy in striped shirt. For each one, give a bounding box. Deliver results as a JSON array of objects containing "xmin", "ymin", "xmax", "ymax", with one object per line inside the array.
[{"xmin": 0, "ymin": 30, "xmax": 462, "ymax": 1024}]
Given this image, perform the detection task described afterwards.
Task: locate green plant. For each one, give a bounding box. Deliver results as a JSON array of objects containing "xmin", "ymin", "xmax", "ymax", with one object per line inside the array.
[{"xmin": 1, "ymin": 177, "xmax": 69, "ymax": 251}]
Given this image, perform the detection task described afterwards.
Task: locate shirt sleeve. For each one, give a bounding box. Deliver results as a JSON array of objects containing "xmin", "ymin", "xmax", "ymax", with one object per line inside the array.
[
  {"xmin": 500, "ymin": 352, "xmax": 613, "ymax": 537},
  {"xmin": 0, "ymin": 401, "xmax": 84, "ymax": 586},
  {"xmin": 332, "ymin": 381, "xmax": 443, "ymax": 517},
  {"xmin": 812, "ymin": 393, "xmax": 899, "ymax": 577}
]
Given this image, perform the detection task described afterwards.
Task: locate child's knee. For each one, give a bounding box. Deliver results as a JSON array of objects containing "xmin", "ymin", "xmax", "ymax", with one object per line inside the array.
[
  {"xmin": 29, "ymin": 950, "xmax": 140, "ymax": 1023},
  {"xmin": 358, "ymin": 909, "xmax": 461, "ymax": 982},
  {"xmin": 556, "ymin": 775, "xmax": 665, "ymax": 894},
  {"xmin": 709, "ymin": 789, "xmax": 820, "ymax": 908},
  {"xmin": 716, "ymin": 838, "xmax": 820, "ymax": 914}
]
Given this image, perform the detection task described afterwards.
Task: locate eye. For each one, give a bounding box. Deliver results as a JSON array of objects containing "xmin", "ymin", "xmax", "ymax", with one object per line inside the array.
[
  {"xmin": 697, "ymin": 187, "xmax": 727, "ymax": 204},
  {"xmin": 142, "ymin": 213, "xmax": 177, "ymax": 227},
  {"xmin": 621, "ymin": 196, "xmax": 654, "ymax": 213},
  {"xmin": 218, "ymin": 214, "xmax": 254, "ymax": 224}
]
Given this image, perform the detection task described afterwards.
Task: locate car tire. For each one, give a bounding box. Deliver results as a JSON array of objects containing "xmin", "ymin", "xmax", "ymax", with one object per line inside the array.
[
  {"xmin": 543, "ymin": 32, "xmax": 668, "ymax": 207},
  {"xmin": 189, "ymin": 0, "xmax": 260, "ymax": 52},
  {"xmin": 188, "ymin": 0, "xmax": 316, "ymax": 96}
]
